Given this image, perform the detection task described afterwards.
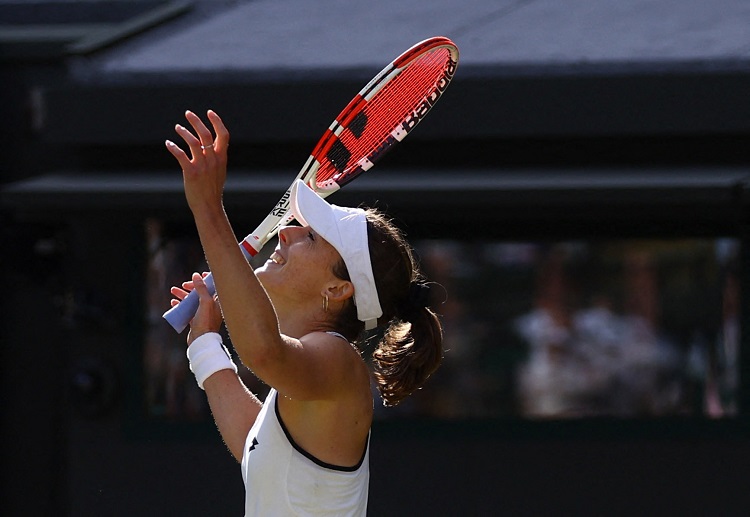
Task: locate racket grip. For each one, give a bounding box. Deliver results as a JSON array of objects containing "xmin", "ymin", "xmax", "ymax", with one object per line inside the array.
[{"xmin": 162, "ymin": 273, "xmax": 216, "ymax": 333}]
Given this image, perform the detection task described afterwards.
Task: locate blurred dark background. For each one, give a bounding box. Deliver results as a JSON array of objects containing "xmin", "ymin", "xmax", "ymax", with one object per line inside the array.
[{"xmin": 2, "ymin": 1, "xmax": 750, "ymax": 515}]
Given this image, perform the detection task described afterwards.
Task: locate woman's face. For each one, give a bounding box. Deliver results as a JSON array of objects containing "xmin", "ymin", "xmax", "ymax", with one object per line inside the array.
[{"xmin": 256, "ymin": 225, "xmax": 344, "ymax": 304}]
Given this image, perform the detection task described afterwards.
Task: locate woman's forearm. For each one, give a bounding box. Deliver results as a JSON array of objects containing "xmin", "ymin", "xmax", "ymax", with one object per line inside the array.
[
  {"xmin": 192, "ymin": 205, "xmax": 282, "ymax": 368},
  {"xmin": 203, "ymin": 370, "xmax": 262, "ymax": 462}
]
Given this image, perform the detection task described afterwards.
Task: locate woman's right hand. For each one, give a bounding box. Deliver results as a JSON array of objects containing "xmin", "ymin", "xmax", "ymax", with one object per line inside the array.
[
  {"xmin": 170, "ymin": 272, "xmax": 223, "ymax": 345},
  {"xmin": 165, "ymin": 110, "xmax": 229, "ymax": 218}
]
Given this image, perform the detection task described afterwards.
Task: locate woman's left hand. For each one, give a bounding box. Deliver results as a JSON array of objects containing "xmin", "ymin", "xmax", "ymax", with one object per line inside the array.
[
  {"xmin": 170, "ymin": 272, "xmax": 224, "ymax": 346},
  {"xmin": 166, "ymin": 110, "xmax": 230, "ymax": 216}
]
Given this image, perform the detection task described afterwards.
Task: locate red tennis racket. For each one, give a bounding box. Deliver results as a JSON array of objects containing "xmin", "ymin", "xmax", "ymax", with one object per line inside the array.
[{"xmin": 164, "ymin": 36, "xmax": 459, "ymax": 332}]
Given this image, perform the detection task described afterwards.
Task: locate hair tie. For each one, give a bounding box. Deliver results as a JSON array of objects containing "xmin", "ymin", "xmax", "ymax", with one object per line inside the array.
[
  {"xmin": 407, "ymin": 281, "xmax": 431, "ymax": 308},
  {"xmin": 396, "ymin": 282, "xmax": 432, "ymax": 318}
]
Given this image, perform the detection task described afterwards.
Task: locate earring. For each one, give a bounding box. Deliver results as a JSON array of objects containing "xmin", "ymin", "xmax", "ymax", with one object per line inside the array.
[{"xmin": 323, "ymin": 294, "xmax": 329, "ymax": 313}]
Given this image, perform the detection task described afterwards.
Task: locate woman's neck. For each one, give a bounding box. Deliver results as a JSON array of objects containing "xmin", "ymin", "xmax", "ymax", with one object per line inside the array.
[{"xmin": 273, "ymin": 298, "xmax": 333, "ymax": 339}]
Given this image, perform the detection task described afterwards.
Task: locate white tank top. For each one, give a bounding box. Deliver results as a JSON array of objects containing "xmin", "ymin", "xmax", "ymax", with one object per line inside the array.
[{"xmin": 241, "ymin": 388, "xmax": 370, "ymax": 516}]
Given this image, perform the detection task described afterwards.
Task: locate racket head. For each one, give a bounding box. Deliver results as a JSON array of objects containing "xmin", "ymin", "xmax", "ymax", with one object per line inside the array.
[
  {"xmin": 306, "ymin": 36, "xmax": 459, "ymax": 195},
  {"xmin": 243, "ymin": 37, "xmax": 459, "ymax": 251}
]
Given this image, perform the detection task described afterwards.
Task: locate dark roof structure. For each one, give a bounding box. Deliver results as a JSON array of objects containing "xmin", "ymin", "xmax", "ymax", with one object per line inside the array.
[{"xmin": 40, "ymin": 0, "xmax": 750, "ymax": 142}]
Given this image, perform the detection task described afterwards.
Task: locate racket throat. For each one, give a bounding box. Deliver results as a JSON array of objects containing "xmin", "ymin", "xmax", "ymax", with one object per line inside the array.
[{"xmin": 242, "ymin": 238, "xmax": 262, "ymax": 257}]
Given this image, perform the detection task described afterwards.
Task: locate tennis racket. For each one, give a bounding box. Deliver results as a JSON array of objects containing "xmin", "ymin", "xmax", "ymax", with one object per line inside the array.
[{"xmin": 164, "ymin": 36, "xmax": 459, "ymax": 332}]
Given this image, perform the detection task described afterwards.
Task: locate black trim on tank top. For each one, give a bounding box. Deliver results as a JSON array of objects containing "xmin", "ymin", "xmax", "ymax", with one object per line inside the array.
[{"xmin": 274, "ymin": 393, "xmax": 368, "ymax": 472}]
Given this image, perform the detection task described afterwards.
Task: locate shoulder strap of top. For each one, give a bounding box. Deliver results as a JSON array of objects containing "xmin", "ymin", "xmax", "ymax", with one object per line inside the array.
[{"xmin": 325, "ymin": 331, "xmax": 349, "ymax": 342}]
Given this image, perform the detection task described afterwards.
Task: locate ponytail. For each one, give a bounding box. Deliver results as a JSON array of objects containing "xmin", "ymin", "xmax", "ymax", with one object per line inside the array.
[
  {"xmin": 372, "ymin": 295, "xmax": 443, "ymax": 406},
  {"xmin": 330, "ymin": 209, "xmax": 444, "ymax": 406}
]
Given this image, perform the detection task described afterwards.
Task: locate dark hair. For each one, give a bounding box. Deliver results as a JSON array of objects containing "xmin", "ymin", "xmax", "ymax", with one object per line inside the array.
[{"xmin": 331, "ymin": 209, "xmax": 444, "ymax": 406}]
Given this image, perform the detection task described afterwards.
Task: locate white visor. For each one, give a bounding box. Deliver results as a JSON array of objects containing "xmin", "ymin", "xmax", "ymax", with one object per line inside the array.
[{"xmin": 289, "ymin": 180, "xmax": 383, "ymax": 330}]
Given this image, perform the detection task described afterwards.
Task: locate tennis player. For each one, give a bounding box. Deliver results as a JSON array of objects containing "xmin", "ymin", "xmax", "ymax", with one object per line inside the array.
[{"xmin": 167, "ymin": 110, "xmax": 444, "ymax": 515}]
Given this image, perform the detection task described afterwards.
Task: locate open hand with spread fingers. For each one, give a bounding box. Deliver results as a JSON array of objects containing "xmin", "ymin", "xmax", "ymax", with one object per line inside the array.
[{"xmin": 165, "ymin": 109, "xmax": 230, "ymax": 216}]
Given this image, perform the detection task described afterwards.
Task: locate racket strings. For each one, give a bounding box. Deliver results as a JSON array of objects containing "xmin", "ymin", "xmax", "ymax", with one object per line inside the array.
[{"xmin": 316, "ymin": 47, "xmax": 454, "ymax": 184}]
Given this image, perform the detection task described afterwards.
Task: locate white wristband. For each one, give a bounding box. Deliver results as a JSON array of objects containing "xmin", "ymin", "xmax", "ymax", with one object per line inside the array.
[{"xmin": 186, "ymin": 332, "xmax": 238, "ymax": 390}]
